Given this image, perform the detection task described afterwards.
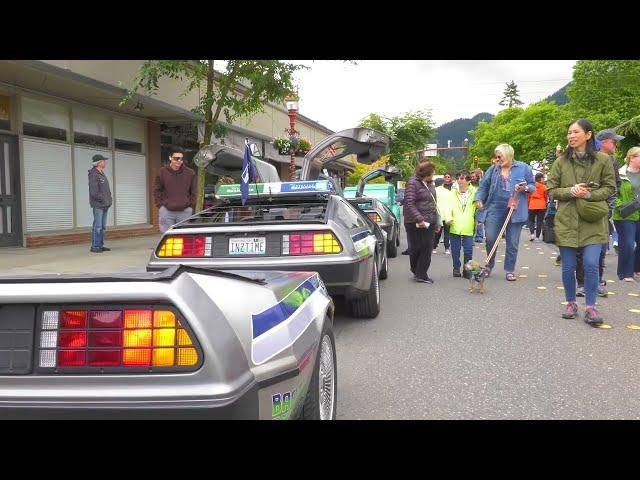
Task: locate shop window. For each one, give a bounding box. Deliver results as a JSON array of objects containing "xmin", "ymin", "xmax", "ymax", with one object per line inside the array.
[
  {"xmin": 73, "ymin": 107, "xmax": 110, "ymax": 148},
  {"xmin": 0, "ymin": 95, "xmax": 9, "ymax": 131},
  {"xmin": 114, "ymin": 117, "xmax": 144, "ymax": 153},
  {"xmin": 22, "ymin": 96, "xmax": 69, "ymax": 142}
]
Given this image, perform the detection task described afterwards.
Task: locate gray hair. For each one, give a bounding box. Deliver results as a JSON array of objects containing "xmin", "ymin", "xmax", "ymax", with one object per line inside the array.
[{"xmin": 494, "ymin": 144, "xmax": 514, "ymax": 164}]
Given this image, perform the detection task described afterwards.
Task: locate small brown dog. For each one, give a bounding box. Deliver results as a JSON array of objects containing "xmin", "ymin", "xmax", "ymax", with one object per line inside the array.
[{"xmin": 464, "ymin": 260, "xmax": 486, "ymax": 294}]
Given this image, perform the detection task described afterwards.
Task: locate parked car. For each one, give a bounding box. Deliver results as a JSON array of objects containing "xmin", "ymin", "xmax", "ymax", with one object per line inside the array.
[
  {"xmin": 343, "ymin": 166, "xmax": 402, "ymax": 257},
  {"xmin": 147, "ymin": 128, "xmax": 392, "ymax": 318},
  {"xmin": 0, "ymin": 266, "xmax": 336, "ymax": 419}
]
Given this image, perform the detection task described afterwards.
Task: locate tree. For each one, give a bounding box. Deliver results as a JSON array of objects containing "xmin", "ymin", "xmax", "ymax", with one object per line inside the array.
[
  {"xmin": 566, "ymin": 60, "xmax": 640, "ymax": 126},
  {"xmin": 358, "ymin": 111, "xmax": 435, "ymax": 179},
  {"xmin": 121, "ymin": 60, "xmax": 307, "ymax": 211},
  {"xmin": 499, "ymin": 80, "xmax": 524, "ymax": 108}
]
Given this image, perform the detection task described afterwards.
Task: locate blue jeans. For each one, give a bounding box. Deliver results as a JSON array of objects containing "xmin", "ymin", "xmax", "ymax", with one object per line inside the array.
[
  {"xmin": 474, "ymin": 210, "xmax": 485, "ymax": 241},
  {"xmin": 560, "ymin": 244, "xmax": 601, "ymax": 306},
  {"xmin": 485, "ymin": 207, "xmax": 525, "ymax": 272},
  {"xmin": 613, "ymin": 220, "xmax": 640, "ymax": 279},
  {"xmin": 450, "ymin": 234, "xmax": 473, "ymax": 269},
  {"xmin": 91, "ymin": 207, "xmax": 109, "ymax": 249}
]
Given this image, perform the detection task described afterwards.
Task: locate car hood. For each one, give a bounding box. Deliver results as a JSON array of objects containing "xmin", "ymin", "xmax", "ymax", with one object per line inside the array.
[
  {"xmin": 355, "ymin": 166, "xmax": 401, "ymax": 197},
  {"xmin": 193, "ymin": 144, "xmax": 280, "ymax": 182}
]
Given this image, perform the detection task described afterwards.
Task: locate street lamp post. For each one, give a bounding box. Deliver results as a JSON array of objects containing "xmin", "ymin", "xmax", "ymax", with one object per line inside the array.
[
  {"xmin": 463, "ymin": 138, "xmax": 469, "ymax": 167},
  {"xmin": 285, "ymin": 94, "xmax": 299, "ymax": 181}
]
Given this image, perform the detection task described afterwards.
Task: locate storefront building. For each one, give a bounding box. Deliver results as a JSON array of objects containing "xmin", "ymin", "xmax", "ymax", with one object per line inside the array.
[{"xmin": 0, "ymin": 60, "xmax": 347, "ymax": 247}]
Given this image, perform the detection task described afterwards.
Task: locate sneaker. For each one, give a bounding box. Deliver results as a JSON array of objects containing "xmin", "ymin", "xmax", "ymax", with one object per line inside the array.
[
  {"xmin": 453, "ymin": 267, "xmax": 462, "ymax": 277},
  {"xmin": 401, "ymin": 249, "xmax": 410, "ymax": 255},
  {"xmin": 101, "ymin": 247, "xmax": 111, "ymax": 251},
  {"xmin": 529, "ymin": 234, "xmax": 535, "ymax": 242},
  {"xmin": 432, "ymin": 249, "xmax": 438, "ymax": 254},
  {"xmin": 597, "ymin": 285, "xmax": 608, "ymax": 297},
  {"xmin": 576, "ymin": 286, "xmax": 585, "ymax": 297},
  {"xmin": 414, "ymin": 276, "xmax": 434, "ymax": 284},
  {"xmin": 555, "ymin": 255, "xmax": 561, "ymax": 266},
  {"xmin": 444, "ymin": 249, "xmax": 451, "ymax": 255},
  {"xmin": 562, "ymin": 302, "xmax": 578, "ymax": 319},
  {"xmin": 474, "ymin": 238, "xmax": 484, "ymax": 243},
  {"xmin": 89, "ymin": 247, "xmax": 103, "ymax": 253},
  {"xmin": 584, "ymin": 306, "xmax": 603, "ymax": 327}
]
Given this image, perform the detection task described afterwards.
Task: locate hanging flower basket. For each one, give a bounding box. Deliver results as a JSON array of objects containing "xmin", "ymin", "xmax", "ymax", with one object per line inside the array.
[{"xmin": 274, "ymin": 136, "xmax": 312, "ymax": 156}]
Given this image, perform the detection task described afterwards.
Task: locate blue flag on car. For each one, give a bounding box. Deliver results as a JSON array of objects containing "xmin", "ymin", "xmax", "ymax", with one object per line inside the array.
[{"xmin": 241, "ymin": 143, "xmax": 256, "ymax": 206}]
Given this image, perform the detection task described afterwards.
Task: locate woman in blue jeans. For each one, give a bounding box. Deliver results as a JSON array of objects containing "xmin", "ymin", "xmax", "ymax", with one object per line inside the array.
[{"xmin": 474, "ymin": 144, "xmax": 535, "ymax": 281}]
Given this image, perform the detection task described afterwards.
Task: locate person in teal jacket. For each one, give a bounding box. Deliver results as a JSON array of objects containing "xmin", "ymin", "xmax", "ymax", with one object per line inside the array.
[
  {"xmin": 439, "ymin": 170, "xmax": 477, "ymax": 278},
  {"xmin": 612, "ymin": 146, "xmax": 640, "ymax": 281}
]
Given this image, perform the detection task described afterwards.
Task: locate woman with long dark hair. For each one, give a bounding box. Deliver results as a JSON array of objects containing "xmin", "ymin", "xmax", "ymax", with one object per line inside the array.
[{"xmin": 546, "ymin": 118, "xmax": 616, "ymax": 327}]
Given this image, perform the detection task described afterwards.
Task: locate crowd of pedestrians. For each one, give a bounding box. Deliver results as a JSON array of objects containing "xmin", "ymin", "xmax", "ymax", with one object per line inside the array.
[{"xmin": 404, "ymin": 118, "xmax": 640, "ymax": 328}]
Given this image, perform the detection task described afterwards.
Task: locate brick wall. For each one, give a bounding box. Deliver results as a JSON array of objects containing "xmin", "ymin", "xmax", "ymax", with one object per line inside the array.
[{"xmin": 26, "ymin": 225, "xmax": 160, "ymax": 248}]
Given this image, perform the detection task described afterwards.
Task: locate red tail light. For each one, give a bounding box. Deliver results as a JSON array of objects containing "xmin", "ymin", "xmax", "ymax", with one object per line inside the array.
[
  {"xmin": 281, "ymin": 231, "xmax": 341, "ymax": 255},
  {"xmin": 38, "ymin": 307, "xmax": 201, "ymax": 372},
  {"xmin": 157, "ymin": 235, "xmax": 212, "ymax": 257},
  {"xmin": 367, "ymin": 212, "xmax": 382, "ymax": 222}
]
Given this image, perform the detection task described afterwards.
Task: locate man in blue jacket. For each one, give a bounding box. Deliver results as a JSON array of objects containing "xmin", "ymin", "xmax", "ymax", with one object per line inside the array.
[{"xmin": 88, "ymin": 154, "xmax": 112, "ymax": 253}]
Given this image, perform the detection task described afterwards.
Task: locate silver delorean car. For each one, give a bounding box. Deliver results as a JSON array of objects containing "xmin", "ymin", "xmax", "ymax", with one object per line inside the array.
[
  {"xmin": 147, "ymin": 128, "xmax": 392, "ymax": 319},
  {"xmin": 0, "ymin": 266, "xmax": 336, "ymax": 420}
]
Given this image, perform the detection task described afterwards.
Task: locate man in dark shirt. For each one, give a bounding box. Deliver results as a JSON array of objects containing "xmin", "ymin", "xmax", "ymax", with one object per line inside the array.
[{"xmin": 153, "ymin": 147, "xmax": 197, "ymax": 232}]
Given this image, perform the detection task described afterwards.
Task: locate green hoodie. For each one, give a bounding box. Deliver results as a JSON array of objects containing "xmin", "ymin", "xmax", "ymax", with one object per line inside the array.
[
  {"xmin": 438, "ymin": 185, "xmax": 477, "ymax": 236},
  {"xmin": 612, "ymin": 164, "xmax": 640, "ymax": 221}
]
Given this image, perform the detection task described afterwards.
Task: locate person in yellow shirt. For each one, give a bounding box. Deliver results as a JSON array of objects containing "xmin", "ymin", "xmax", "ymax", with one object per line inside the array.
[{"xmin": 439, "ymin": 170, "xmax": 477, "ymax": 278}]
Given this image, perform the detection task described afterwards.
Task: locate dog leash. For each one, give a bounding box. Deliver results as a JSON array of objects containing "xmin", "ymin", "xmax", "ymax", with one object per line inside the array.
[{"xmin": 482, "ymin": 193, "xmax": 518, "ymax": 269}]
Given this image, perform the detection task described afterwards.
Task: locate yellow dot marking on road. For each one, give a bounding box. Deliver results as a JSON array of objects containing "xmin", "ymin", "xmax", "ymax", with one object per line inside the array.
[
  {"xmin": 519, "ymin": 274, "xmax": 528, "ymax": 278},
  {"xmin": 629, "ymin": 309, "xmax": 640, "ymax": 313},
  {"xmin": 536, "ymin": 247, "xmax": 542, "ymax": 250},
  {"xmin": 537, "ymin": 286, "xmax": 547, "ymax": 290},
  {"xmin": 607, "ymin": 280, "xmax": 616, "ymax": 284},
  {"xmin": 522, "ymin": 266, "xmax": 530, "ymax": 269},
  {"xmin": 538, "ymin": 252, "xmax": 545, "ymax": 255},
  {"xmin": 627, "ymin": 324, "xmax": 640, "ymax": 330},
  {"xmin": 501, "ymin": 254, "xmax": 505, "ymax": 257},
  {"xmin": 598, "ymin": 324, "xmax": 613, "ymax": 329},
  {"xmin": 557, "ymin": 286, "xmax": 564, "ymax": 290},
  {"xmin": 496, "ymin": 260, "xmax": 502, "ymax": 263},
  {"xmin": 608, "ymin": 292, "xmax": 615, "ymax": 295},
  {"xmin": 538, "ymin": 274, "xmax": 548, "ymax": 278},
  {"xmin": 628, "ymin": 293, "xmax": 640, "ymax": 297},
  {"xmin": 560, "ymin": 301, "xmax": 568, "ymax": 305}
]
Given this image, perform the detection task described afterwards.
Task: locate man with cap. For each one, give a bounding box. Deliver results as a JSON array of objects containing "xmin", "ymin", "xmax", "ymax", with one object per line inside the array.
[
  {"xmin": 575, "ymin": 128, "xmax": 624, "ymax": 297},
  {"xmin": 88, "ymin": 154, "xmax": 112, "ymax": 253}
]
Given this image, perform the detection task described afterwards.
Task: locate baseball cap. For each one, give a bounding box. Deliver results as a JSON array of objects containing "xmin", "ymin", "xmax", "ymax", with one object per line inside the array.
[
  {"xmin": 92, "ymin": 154, "xmax": 108, "ymax": 166},
  {"xmin": 595, "ymin": 128, "xmax": 625, "ymax": 142}
]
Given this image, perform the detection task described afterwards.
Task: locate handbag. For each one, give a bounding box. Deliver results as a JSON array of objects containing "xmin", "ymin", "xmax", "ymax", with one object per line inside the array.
[
  {"xmin": 542, "ymin": 213, "xmax": 555, "ymax": 244},
  {"xmin": 570, "ymin": 158, "xmax": 608, "ymax": 223},
  {"xmin": 619, "ymin": 196, "xmax": 640, "ymax": 218}
]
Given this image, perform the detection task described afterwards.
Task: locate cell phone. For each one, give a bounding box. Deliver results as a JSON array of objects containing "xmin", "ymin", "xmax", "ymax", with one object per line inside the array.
[
  {"xmin": 517, "ymin": 181, "xmax": 528, "ymax": 188},
  {"xmin": 587, "ymin": 182, "xmax": 600, "ymax": 188}
]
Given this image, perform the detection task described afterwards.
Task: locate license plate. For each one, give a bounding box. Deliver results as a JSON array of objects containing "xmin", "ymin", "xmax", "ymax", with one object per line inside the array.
[{"xmin": 229, "ymin": 237, "xmax": 266, "ymax": 255}]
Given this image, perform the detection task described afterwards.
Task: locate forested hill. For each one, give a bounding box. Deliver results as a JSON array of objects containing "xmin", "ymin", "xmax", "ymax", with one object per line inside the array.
[{"xmin": 434, "ymin": 112, "xmax": 494, "ymax": 159}]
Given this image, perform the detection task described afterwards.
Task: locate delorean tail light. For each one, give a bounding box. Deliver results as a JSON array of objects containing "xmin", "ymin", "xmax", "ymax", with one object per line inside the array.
[
  {"xmin": 157, "ymin": 235, "xmax": 212, "ymax": 257},
  {"xmin": 38, "ymin": 308, "xmax": 200, "ymax": 371},
  {"xmin": 367, "ymin": 212, "xmax": 382, "ymax": 222},
  {"xmin": 282, "ymin": 231, "xmax": 341, "ymax": 255}
]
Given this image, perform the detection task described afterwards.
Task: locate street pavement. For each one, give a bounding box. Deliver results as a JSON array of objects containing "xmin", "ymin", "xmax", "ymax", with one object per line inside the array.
[{"xmin": 2, "ymin": 231, "xmax": 640, "ymax": 419}]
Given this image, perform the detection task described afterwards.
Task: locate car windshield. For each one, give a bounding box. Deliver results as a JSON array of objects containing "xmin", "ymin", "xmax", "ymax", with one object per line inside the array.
[{"xmin": 180, "ymin": 202, "xmax": 329, "ymax": 226}]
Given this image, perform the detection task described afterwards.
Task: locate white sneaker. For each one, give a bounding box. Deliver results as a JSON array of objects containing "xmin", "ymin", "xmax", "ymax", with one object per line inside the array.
[
  {"xmin": 530, "ymin": 234, "xmax": 535, "ymax": 242},
  {"xmin": 432, "ymin": 249, "xmax": 437, "ymax": 254},
  {"xmin": 444, "ymin": 249, "xmax": 450, "ymax": 255}
]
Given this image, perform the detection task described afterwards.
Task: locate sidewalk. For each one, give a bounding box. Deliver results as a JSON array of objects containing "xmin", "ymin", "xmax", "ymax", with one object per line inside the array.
[{"xmin": 0, "ymin": 234, "xmax": 162, "ymax": 276}]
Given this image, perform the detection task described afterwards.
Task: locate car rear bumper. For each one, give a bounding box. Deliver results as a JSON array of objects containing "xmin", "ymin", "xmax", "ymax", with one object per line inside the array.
[{"xmin": 0, "ymin": 383, "xmax": 260, "ymax": 420}]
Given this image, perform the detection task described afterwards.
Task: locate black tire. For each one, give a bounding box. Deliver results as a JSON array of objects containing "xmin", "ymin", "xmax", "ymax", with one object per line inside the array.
[
  {"xmin": 301, "ymin": 318, "xmax": 337, "ymax": 420},
  {"xmin": 387, "ymin": 238, "xmax": 397, "ymax": 258},
  {"xmin": 379, "ymin": 251, "xmax": 388, "ymax": 280},
  {"xmin": 347, "ymin": 259, "xmax": 380, "ymax": 318}
]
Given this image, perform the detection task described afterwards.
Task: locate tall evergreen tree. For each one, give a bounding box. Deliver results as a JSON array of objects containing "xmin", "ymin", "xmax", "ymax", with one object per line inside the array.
[{"xmin": 499, "ymin": 80, "xmax": 524, "ymax": 108}]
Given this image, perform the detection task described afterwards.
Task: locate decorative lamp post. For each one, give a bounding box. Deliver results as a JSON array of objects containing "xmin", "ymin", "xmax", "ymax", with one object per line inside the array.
[
  {"xmin": 463, "ymin": 138, "xmax": 469, "ymax": 165},
  {"xmin": 284, "ymin": 94, "xmax": 299, "ymax": 181},
  {"xmin": 473, "ymin": 155, "xmax": 479, "ymax": 170}
]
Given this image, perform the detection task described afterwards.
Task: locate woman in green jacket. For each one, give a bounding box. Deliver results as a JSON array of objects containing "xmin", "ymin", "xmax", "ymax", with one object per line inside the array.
[
  {"xmin": 612, "ymin": 146, "xmax": 640, "ymax": 282},
  {"xmin": 546, "ymin": 118, "xmax": 616, "ymax": 327}
]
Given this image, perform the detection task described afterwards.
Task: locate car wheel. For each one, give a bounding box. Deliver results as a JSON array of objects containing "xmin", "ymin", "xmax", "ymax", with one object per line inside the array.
[
  {"xmin": 387, "ymin": 238, "xmax": 397, "ymax": 258},
  {"xmin": 379, "ymin": 251, "xmax": 388, "ymax": 280},
  {"xmin": 348, "ymin": 259, "xmax": 380, "ymax": 319},
  {"xmin": 301, "ymin": 319, "xmax": 337, "ymax": 420}
]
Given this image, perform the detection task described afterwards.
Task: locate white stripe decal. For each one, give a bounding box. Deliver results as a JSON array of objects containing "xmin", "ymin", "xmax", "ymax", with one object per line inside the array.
[{"xmin": 252, "ymin": 289, "xmax": 329, "ymax": 365}]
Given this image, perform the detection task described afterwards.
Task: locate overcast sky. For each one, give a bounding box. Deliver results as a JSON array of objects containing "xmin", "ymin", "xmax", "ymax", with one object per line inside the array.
[{"xmin": 291, "ymin": 60, "xmax": 576, "ymax": 131}]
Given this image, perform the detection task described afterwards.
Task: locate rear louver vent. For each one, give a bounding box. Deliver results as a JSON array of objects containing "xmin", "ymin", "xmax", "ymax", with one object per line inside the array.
[{"xmin": 0, "ymin": 305, "xmax": 36, "ymax": 374}]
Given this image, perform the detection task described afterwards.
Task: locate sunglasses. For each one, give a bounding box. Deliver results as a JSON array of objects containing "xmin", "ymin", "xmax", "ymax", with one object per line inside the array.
[{"xmin": 171, "ymin": 156, "xmax": 184, "ymax": 161}]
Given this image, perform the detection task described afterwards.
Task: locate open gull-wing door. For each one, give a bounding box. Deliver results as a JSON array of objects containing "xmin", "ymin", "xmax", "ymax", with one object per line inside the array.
[
  {"xmin": 355, "ymin": 165, "xmax": 401, "ymax": 198},
  {"xmin": 299, "ymin": 128, "xmax": 391, "ymax": 182},
  {"xmin": 193, "ymin": 143, "xmax": 280, "ymax": 183}
]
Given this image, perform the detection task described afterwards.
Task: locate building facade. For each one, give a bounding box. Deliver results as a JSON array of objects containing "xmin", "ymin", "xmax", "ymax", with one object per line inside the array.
[{"xmin": 0, "ymin": 60, "xmax": 348, "ymax": 247}]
